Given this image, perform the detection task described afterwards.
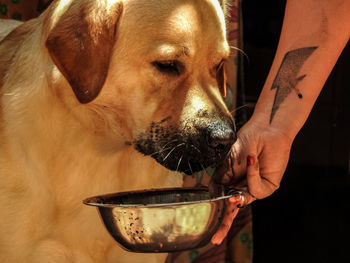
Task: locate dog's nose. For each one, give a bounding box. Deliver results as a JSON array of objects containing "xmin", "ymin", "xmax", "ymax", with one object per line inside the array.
[{"xmin": 206, "ymin": 123, "xmax": 237, "ymax": 150}]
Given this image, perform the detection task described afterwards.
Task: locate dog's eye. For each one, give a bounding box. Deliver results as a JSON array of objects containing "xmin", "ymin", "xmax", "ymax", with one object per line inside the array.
[{"xmin": 152, "ymin": 61, "xmax": 181, "ymax": 75}]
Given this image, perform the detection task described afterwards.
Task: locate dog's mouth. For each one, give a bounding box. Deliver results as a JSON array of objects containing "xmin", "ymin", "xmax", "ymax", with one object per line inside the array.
[{"xmin": 134, "ymin": 116, "xmax": 236, "ymax": 175}]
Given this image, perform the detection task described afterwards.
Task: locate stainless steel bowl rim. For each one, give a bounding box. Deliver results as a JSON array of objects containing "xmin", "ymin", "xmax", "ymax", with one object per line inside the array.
[{"xmin": 83, "ymin": 194, "xmax": 234, "ymax": 208}]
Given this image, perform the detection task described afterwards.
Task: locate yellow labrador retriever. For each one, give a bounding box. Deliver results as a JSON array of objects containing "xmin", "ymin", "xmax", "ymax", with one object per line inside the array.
[{"xmin": 0, "ymin": 0, "xmax": 235, "ymax": 262}]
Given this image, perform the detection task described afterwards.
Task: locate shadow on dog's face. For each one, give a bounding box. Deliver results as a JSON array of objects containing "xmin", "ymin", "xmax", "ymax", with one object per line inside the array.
[{"xmin": 46, "ymin": 0, "xmax": 236, "ymax": 175}]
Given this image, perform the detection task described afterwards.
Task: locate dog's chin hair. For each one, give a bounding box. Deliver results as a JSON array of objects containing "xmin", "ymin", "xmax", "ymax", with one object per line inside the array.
[
  {"xmin": 158, "ymin": 159, "xmax": 207, "ymax": 176},
  {"xmin": 134, "ymin": 139, "xmax": 222, "ymax": 176}
]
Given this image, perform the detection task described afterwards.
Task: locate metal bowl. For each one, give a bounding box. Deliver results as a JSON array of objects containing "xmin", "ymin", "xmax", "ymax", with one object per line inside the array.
[{"xmin": 83, "ymin": 187, "xmax": 242, "ymax": 253}]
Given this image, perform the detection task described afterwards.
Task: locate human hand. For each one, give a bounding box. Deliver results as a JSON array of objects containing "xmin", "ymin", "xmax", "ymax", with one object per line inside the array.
[{"xmin": 210, "ymin": 118, "xmax": 293, "ymax": 244}]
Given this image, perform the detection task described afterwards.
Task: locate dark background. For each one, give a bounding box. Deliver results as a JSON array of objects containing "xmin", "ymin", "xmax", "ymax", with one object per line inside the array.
[{"xmin": 241, "ymin": 0, "xmax": 350, "ymax": 262}]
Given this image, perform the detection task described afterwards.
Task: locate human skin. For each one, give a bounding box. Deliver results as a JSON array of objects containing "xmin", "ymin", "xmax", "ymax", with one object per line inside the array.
[{"xmin": 211, "ymin": 0, "xmax": 350, "ymax": 245}]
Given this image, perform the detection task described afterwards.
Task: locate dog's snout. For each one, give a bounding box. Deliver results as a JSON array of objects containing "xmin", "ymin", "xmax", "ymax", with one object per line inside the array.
[
  {"xmin": 206, "ymin": 123, "xmax": 236, "ymax": 150},
  {"xmin": 135, "ymin": 113, "xmax": 237, "ymax": 175}
]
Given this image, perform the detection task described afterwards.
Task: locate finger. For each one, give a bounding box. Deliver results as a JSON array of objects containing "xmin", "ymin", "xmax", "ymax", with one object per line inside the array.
[
  {"xmin": 212, "ymin": 140, "xmax": 245, "ymax": 185},
  {"xmin": 225, "ymin": 189, "xmax": 254, "ymax": 208},
  {"xmin": 246, "ymin": 155, "xmax": 278, "ymax": 200},
  {"xmin": 211, "ymin": 200, "xmax": 240, "ymax": 245},
  {"xmin": 237, "ymin": 190, "xmax": 256, "ymax": 207}
]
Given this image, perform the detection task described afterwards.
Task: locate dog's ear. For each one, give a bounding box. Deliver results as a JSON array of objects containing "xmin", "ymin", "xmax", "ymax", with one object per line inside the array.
[
  {"xmin": 46, "ymin": 1, "xmax": 123, "ymax": 103},
  {"xmin": 217, "ymin": 62, "xmax": 227, "ymax": 98}
]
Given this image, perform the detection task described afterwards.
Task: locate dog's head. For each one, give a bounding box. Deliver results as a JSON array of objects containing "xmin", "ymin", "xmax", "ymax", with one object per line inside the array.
[{"xmin": 45, "ymin": 0, "xmax": 236, "ymax": 175}]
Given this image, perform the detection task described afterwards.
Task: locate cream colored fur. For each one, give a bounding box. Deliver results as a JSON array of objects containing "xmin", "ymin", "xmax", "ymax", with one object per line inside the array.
[{"xmin": 0, "ymin": 0, "xmax": 228, "ymax": 262}]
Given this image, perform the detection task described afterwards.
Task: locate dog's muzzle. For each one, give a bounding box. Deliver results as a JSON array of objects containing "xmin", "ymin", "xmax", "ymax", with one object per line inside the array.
[{"xmin": 134, "ymin": 114, "xmax": 236, "ymax": 175}]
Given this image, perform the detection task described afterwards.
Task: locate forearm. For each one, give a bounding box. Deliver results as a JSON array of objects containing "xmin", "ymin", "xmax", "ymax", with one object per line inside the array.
[{"xmin": 251, "ymin": 0, "xmax": 350, "ymax": 140}]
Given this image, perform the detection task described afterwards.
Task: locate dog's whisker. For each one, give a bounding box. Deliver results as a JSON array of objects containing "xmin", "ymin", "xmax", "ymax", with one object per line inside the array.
[
  {"xmin": 188, "ymin": 161, "xmax": 193, "ymax": 175},
  {"xmin": 189, "ymin": 144, "xmax": 201, "ymax": 154},
  {"xmin": 163, "ymin": 143, "xmax": 185, "ymax": 162},
  {"xmin": 200, "ymin": 162, "xmax": 206, "ymax": 173},
  {"xmin": 159, "ymin": 139, "xmax": 179, "ymax": 151},
  {"xmin": 229, "ymin": 45, "xmax": 245, "ymax": 54},
  {"xmin": 148, "ymin": 139, "xmax": 183, "ymax": 157},
  {"xmin": 149, "ymin": 146, "xmax": 173, "ymax": 157},
  {"xmin": 176, "ymin": 155, "xmax": 183, "ymax": 172},
  {"xmin": 230, "ymin": 104, "xmax": 248, "ymax": 115},
  {"xmin": 229, "ymin": 45, "xmax": 249, "ymax": 62}
]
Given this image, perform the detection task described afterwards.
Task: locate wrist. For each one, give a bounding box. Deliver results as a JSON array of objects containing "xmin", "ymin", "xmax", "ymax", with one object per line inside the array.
[
  {"xmin": 249, "ymin": 88, "xmax": 310, "ymax": 141},
  {"xmin": 247, "ymin": 110, "xmax": 296, "ymax": 144}
]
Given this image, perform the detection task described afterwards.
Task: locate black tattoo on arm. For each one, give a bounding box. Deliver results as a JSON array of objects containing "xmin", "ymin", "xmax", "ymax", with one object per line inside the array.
[{"xmin": 270, "ymin": 46, "xmax": 318, "ymax": 123}]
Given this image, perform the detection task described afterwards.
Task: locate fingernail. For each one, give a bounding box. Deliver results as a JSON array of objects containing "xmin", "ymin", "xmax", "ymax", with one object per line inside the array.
[
  {"xmin": 247, "ymin": 155, "xmax": 255, "ymax": 166},
  {"xmin": 211, "ymin": 235, "xmax": 219, "ymax": 245},
  {"xmin": 211, "ymin": 235, "xmax": 222, "ymax": 245},
  {"xmin": 228, "ymin": 197, "xmax": 239, "ymax": 204}
]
